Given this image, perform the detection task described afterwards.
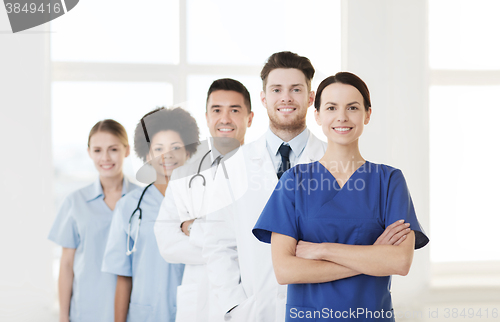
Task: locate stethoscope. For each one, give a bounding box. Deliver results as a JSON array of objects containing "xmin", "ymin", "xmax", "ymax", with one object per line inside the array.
[
  {"xmin": 186, "ymin": 148, "xmax": 229, "ymax": 220},
  {"xmin": 126, "ymin": 119, "xmax": 156, "ymax": 256},
  {"xmin": 126, "ymin": 150, "xmax": 214, "ymax": 255},
  {"xmin": 188, "ymin": 150, "xmax": 211, "ymax": 188},
  {"xmin": 126, "ymin": 132, "xmax": 229, "ymax": 255},
  {"xmin": 188, "ymin": 149, "xmax": 229, "ymax": 188},
  {"xmin": 126, "ymin": 182, "xmax": 154, "ymax": 256}
]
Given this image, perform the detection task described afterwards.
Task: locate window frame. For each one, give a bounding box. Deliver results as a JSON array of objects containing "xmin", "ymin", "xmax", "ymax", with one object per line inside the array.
[{"xmin": 429, "ymin": 21, "xmax": 500, "ymax": 288}]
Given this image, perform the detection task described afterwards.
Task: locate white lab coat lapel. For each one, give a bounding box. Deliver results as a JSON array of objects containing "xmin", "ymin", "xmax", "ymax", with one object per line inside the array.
[
  {"xmin": 216, "ymin": 146, "xmax": 248, "ymax": 206},
  {"xmin": 298, "ymin": 131, "xmax": 327, "ymax": 164},
  {"xmin": 247, "ymin": 134, "xmax": 278, "ymax": 188}
]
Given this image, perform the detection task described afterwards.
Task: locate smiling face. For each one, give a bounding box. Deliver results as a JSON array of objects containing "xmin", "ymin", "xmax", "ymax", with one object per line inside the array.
[
  {"xmin": 314, "ymin": 83, "xmax": 371, "ymax": 146},
  {"xmin": 205, "ymin": 90, "xmax": 254, "ymax": 145},
  {"xmin": 147, "ymin": 130, "xmax": 189, "ymax": 177},
  {"xmin": 88, "ymin": 131, "xmax": 130, "ymax": 178},
  {"xmin": 261, "ymin": 68, "xmax": 314, "ymax": 133}
]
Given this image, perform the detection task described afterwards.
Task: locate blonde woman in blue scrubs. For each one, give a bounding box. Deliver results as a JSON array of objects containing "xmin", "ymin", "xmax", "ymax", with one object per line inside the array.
[
  {"xmin": 49, "ymin": 120, "xmax": 138, "ymax": 322},
  {"xmin": 254, "ymin": 73, "xmax": 429, "ymax": 321},
  {"xmin": 102, "ymin": 107, "xmax": 199, "ymax": 322}
]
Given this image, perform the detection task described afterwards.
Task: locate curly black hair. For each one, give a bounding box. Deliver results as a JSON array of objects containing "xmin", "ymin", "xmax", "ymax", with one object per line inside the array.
[{"xmin": 134, "ymin": 107, "xmax": 200, "ymax": 162}]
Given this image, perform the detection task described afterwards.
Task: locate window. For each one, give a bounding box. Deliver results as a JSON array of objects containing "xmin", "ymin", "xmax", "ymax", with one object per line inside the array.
[
  {"xmin": 51, "ymin": 81, "xmax": 173, "ymax": 202},
  {"xmin": 51, "ymin": 0, "xmax": 180, "ymax": 64},
  {"xmin": 51, "ymin": 0, "xmax": 341, "ymax": 204},
  {"xmin": 429, "ymin": 0, "xmax": 500, "ymax": 264}
]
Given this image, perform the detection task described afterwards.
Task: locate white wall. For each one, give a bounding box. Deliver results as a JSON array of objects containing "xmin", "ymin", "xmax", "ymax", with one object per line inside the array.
[
  {"xmin": 0, "ymin": 10, "xmax": 56, "ymax": 322},
  {"xmin": 342, "ymin": 0, "xmax": 431, "ymax": 314}
]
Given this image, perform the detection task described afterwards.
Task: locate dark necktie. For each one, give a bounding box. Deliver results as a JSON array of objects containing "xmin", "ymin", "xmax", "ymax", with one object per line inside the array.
[
  {"xmin": 277, "ymin": 144, "xmax": 292, "ymax": 179},
  {"xmin": 212, "ymin": 155, "xmax": 223, "ymax": 179}
]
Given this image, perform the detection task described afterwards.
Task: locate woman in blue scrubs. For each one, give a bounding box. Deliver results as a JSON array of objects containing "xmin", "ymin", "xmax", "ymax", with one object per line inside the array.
[
  {"xmin": 253, "ymin": 72, "xmax": 429, "ymax": 321},
  {"xmin": 49, "ymin": 119, "xmax": 138, "ymax": 322},
  {"xmin": 102, "ymin": 107, "xmax": 199, "ymax": 322}
]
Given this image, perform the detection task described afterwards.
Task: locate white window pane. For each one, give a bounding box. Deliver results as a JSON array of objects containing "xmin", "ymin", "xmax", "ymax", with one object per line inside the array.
[
  {"xmin": 51, "ymin": 0, "xmax": 179, "ymax": 64},
  {"xmin": 187, "ymin": 0, "xmax": 341, "ymax": 76},
  {"xmin": 429, "ymin": 0, "xmax": 500, "ymax": 70},
  {"xmin": 52, "ymin": 82, "xmax": 173, "ymax": 204},
  {"xmin": 430, "ymin": 86, "xmax": 500, "ymax": 262}
]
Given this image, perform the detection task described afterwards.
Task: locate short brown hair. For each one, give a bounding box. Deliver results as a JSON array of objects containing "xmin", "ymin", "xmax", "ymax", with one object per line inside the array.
[
  {"xmin": 88, "ymin": 119, "xmax": 128, "ymax": 147},
  {"xmin": 134, "ymin": 107, "xmax": 200, "ymax": 162},
  {"xmin": 260, "ymin": 51, "xmax": 315, "ymax": 91}
]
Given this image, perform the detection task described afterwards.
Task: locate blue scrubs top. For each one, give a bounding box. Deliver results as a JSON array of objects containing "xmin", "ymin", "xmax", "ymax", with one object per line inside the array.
[
  {"xmin": 48, "ymin": 177, "xmax": 138, "ymax": 322},
  {"xmin": 253, "ymin": 161, "xmax": 429, "ymax": 322},
  {"xmin": 102, "ymin": 184, "xmax": 185, "ymax": 322}
]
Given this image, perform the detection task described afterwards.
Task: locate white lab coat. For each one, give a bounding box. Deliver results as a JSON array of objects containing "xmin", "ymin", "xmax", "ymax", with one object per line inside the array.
[
  {"xmin": 154, "ymin": 144, "xmax": 247, "ymax": 322},
  {"xmin": 203, "ymin": 131, "xmax": 327, "ymax": 322}
]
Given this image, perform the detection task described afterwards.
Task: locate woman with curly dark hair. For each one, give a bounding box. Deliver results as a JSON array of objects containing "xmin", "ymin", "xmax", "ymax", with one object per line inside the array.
[{"xmin": 102, "ymin": 107, "xmax": 200, "ymax": 322}]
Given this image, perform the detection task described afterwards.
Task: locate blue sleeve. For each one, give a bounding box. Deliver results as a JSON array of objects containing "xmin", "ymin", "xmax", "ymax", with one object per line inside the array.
[
  {"xmin": 102, "ymin": 199, "xmax": 133, "ymax": 276},
  {"xmin": 253, "ymin": 170, "xmax": 298, "ymax": 243},
  {"xmin": 48, "ymin": 196, "xmax": 79, "ymax": 249},
  {"xmin": 385, "ymin": 169, "xmax": 429, "ymax": 249}
]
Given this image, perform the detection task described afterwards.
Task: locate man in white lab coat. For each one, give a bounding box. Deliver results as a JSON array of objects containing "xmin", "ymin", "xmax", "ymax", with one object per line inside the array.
[
  {"xmin": 154, "ymin": 78, "xmax": 254, "ymax": 322},
  {"xmin": 202, "ymin": 51, "xmax": 328, "ymax": 322}
]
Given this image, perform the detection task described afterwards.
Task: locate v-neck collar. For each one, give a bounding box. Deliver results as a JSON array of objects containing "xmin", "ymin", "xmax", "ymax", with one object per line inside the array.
[
  {"xmin": 86, "ymin": 177, "xmax": 131, "ymax": 202},
  {"xmin": 149, "ymin": 183, "xmax": 165, "ymax": 201},
  {"xmin": 317, "ymin": 160, "xmax": 369, "ymax": 190}
]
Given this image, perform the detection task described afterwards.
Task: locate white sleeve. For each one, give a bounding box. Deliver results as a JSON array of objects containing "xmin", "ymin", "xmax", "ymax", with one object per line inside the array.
[
  {"xmin": 188, "ymin": 218, "xmax": 206, "ymax": 248},
  {"xmin": 154, "ymin": 184, "xmax": 205, "ymax": 265},
  {"xmin": 202, "ymin": 207, "xmax": 249, "ymax": 315}
]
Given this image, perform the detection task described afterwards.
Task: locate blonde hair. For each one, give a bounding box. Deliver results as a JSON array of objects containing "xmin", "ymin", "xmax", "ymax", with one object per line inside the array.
[{"xmin": 88, "ymin": 119, "xmax": 128, "ymax": 147}]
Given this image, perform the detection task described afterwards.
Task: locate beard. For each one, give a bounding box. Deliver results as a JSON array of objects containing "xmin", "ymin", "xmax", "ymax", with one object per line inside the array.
[{"xmin": 267, "ymin": 109, "xmax": 307, "ymax": 133}]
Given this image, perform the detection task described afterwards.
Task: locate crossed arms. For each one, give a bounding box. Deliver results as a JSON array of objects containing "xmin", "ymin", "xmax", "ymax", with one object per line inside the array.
[{"xmin": 271, "ymin": 220, "xmax": 415, "ymax": 285}]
